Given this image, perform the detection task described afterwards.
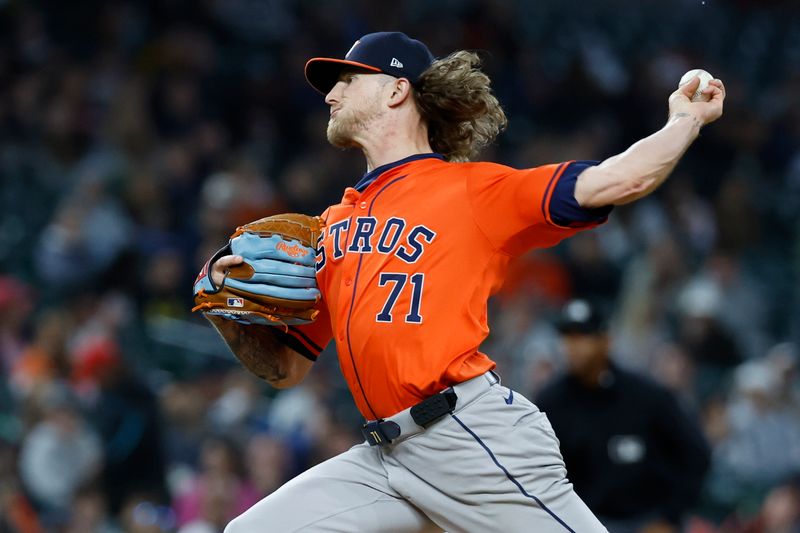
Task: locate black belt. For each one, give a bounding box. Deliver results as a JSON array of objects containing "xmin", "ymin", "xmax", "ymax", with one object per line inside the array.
[{"xmin": 361, "ymin": 389, "xmax": 458, "ymax": 446}]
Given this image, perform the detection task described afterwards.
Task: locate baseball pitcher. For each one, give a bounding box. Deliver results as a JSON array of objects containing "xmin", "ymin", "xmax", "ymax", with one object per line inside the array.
[{"xmin": 193, "ymin": 32, "xmax": 724, "ymax": 532}]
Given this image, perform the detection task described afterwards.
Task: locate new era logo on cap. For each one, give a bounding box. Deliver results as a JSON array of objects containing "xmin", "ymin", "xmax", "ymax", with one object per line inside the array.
[{"xmin": 305, "ymin": 32, "xmax": 435, "ymax": 94}]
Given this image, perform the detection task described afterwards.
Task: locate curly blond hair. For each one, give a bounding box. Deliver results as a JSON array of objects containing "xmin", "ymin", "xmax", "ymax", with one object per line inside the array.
[{"xmin": 414, "ymin": 51, "xmax": 507, "ymax": 162}]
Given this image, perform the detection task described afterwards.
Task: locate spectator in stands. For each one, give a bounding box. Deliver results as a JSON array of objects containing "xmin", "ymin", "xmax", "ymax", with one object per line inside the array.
[
  {"xmin": 64, "ymin": 484, "xmax": 120, "ymax": 533},
  {"xmin": 243, "ymin": 433, "xmax": 294, "ymax": 497},
  {"xmin": 707, "ymin": 357, "xmax": 800, "ymax": 506},
  {"xmin": 172, "ymin": 435, "xmax": 259, "ymax": 529},
  {"xmin": 10, "ymin": 307, "xmax": 71, "ymax": 399},
  {"xmin": 76, "ymin": 336, "xmax": 169, "ymax": 515},
  {"xmin": 18, "ymin": 383, "xmax": 103, "ymax": 526},
  {"xmin": 0, "ymin": 434, "xmax": 43, "ymax": 533},
  {"xmin": 536, "ymin": 299, "xmax": 711, "ymax": 532}
]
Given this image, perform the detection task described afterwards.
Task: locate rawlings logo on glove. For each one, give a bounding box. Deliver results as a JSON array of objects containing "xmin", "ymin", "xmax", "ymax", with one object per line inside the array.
[
  {"xmin": 276, "ymin": 241, "xmax": 311, "ymax": 258},
  {"xmin": 192, "ymin": 213, "xmax": 324, "ymax": 327}
]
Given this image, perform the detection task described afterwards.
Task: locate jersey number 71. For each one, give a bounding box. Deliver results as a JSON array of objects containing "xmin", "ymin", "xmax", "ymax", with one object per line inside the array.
[{"xmin": 376, "ymin": 272, "xmax": 425, "ymax": 324}]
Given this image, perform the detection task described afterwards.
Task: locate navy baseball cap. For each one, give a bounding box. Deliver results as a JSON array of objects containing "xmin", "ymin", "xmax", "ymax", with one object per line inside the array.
[
  {"xmin": 556, "ymin": 299, "xmax": 607, "ymax": 335},
  {"xmin": 305, "ymin": 32, "xmax": 435, "ymax": 94}
]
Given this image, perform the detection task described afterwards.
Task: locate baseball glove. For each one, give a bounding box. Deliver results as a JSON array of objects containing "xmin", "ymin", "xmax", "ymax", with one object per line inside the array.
[{"xmin": 192, "ymin": 213, "xmax": 324, "ymax": 326}]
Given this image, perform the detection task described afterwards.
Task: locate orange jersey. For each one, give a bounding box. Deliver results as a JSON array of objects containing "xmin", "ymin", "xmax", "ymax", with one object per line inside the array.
[{"xmin": 286, "ymin": 154, "xmax": 609, "ymax": 419}]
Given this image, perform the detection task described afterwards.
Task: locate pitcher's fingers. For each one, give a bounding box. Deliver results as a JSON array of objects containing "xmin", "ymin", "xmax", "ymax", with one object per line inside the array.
[
  {"xmin": 211, "ymin": 255, "xmax": 244, "ymax": 285},
  {"xmin": 706, "ymin": 84, "xmax": 725, "ymax": 102},
  {"xmin": 679, "ymin": 76, "xmax": 701, "ymax": 98},
  {"xmin": 708, "ymin": 79, "xmax": 725, "ymax": 95},
  {"xmin": 216, "ymin": 255, "xmax": 244, "ymax": 270}
]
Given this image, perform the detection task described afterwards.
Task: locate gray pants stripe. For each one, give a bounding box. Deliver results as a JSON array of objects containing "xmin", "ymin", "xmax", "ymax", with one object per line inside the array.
[{"xmin": 451, "ymin": 412, "xmax": 576, "ymax": 533}]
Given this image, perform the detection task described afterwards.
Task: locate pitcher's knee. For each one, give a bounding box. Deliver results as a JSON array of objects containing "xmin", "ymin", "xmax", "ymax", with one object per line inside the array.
[
  {"xmin": 223, "ymin": 517, "xmax": 242, "ymax": 533},
  {"xmin": 224, "ymin": 502, "xmax": 282, "ymax": 532},
  {"xmin": 224, "ymin": 514, "xmax": 247, "ymax": 533}
]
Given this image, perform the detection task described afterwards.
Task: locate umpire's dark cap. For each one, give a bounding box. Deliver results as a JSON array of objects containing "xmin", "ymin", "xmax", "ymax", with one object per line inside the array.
[
  {"xmin": 556, "ymin": 299, "xmax": 606, "ymax": 335},
  {"xmin": 305, "ymin": 32, "xmax": 435, "ymax": 94}
]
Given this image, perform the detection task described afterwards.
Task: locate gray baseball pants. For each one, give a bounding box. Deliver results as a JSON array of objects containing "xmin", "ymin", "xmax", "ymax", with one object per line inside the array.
[{"xmin": 225, "ymin": 372, "xmax": 607, "ymax": 532}]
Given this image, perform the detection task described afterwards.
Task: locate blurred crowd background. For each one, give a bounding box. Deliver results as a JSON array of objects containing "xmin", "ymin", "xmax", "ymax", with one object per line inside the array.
[{"xmin": 0, "ymin": 0, "xmax": 799, "ymax": 531}]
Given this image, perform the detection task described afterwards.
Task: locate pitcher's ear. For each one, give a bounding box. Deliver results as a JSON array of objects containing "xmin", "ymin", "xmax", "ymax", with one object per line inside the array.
[{"xmin": 387, "ymin": 77, "xmax": 412, "ymax": 107}]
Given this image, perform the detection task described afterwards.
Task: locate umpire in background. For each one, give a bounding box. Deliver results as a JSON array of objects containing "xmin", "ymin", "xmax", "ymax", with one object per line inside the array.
[{"xmin": 535, "ymin": 299, "xmax": 711, "ymax": 533}]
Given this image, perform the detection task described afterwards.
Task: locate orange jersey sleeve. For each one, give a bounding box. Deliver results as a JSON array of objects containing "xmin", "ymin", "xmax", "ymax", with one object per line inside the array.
[
  {"xmin": 466, "ymin": 160, "xmax": 610, "ymax": 256},
  {"xmin": 280, "ymin": 300, "xmax": 333, "ymax": 360},
  {"xmin": 281, "ymin": 207, "xmax": 335, "ymax": 361}
]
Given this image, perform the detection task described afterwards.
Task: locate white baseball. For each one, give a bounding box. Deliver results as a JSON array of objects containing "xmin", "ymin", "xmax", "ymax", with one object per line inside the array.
[{"xmin": 679, "ymin": 69, "xmax": 714, "ymax": 102}]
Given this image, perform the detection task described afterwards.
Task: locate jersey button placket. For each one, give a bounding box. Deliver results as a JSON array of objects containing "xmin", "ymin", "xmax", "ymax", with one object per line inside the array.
[
  {"xmin": 339, "ymin": 259, "xmax": 366, "ymax": 407},
  {"xmin": 338, "ymin": 208, "xmax": 359, "ymax": 352}
]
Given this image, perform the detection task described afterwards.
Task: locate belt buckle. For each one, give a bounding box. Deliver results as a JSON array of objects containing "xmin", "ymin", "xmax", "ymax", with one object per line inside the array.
[{"xmin": 361, "ymin": 420, "xmax": 401, "ymax": 446}]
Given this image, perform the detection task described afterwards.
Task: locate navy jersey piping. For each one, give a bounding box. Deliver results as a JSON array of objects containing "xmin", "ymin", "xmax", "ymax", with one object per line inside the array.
[
  {"xmin": 540, "ymin": 160, "xmax": 613, "ymax": 227},
  {"xmin": 273, "ymin": 328, "xmax": 316, "ymax": 361},
  {"xmin": 451, "ymin": 413, "xmax": 576, "ymax": 532},
  {"xmin": 354, "ymin": 153, "xmax": 443, "ymax": 192},
  {"xmin": 540, "ymin": 162, "xmax": 567, "ymax": 225},
  {"xmin": 287, "ymin": 325, "xmax": 324, "ymax": 354},
  {"xmin": 345, "ymin": 174, "xmax": 409, "ymax": 420}
]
